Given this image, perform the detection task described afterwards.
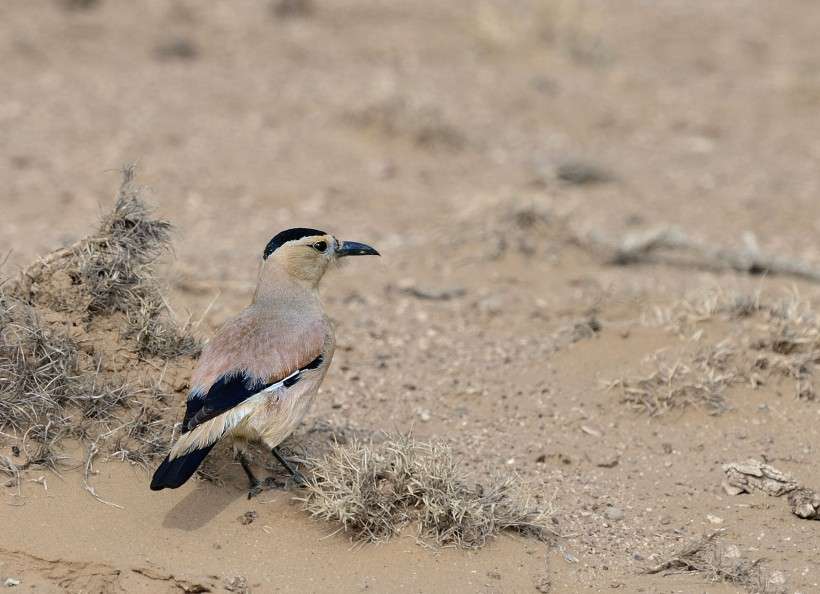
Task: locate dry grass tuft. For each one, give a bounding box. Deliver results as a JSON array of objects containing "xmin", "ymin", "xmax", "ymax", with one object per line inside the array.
[
  {"xmin": 298, "ymin": 435, "xmax": 555, "ymax": 548},
  {"xmin": 1, "ymin": 167, "xmax": 198, "ymax": 477},
  {"xmin": 78, "ymin": 165, "xmax": 172, "ymax": 314},
  {"xmin": 645, "ymin": 289, "xmax": 820, "ymax": 404},
  {"xmin": 609, "ymin": 343, "xmax": 739, "ymax": 416},
  {"xmin": 15, "ymin": 165, "xmax": 199, "ymax": 360},
  {"xmin": 0, "ymin": 288, "xmax": 137, "ymax": 469},
  {"xmin": 124, "ymin": 293, "xmax": 201, "ymax": 359},
  {"xmin": 646, "ymin": 531, "xmax": 784, "ymax": 593}
]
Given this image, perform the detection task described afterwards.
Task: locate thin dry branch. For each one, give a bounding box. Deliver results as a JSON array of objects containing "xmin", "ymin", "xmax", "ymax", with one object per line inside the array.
[
  {"xmin": 646, "ymin": 530, "xmax": 779, "ymax": 593},
  {"xmin": 583, "ymin": 226, "xmax": 820, "ymax": 283},
  {"xmin": 82, "ymin": 441, "xmax": 123, "ymax": 509}
]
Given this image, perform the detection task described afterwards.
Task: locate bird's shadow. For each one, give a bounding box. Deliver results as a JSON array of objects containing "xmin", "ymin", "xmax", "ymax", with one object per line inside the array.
[{"xmin": 161, "ymin": 465, "xmax": 245, "ymax": 531}]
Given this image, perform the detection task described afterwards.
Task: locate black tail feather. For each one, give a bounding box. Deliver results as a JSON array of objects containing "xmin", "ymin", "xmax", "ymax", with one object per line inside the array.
[{"xmin": 150, "ymin": 444, "xmax": 216, "ymax": 491}]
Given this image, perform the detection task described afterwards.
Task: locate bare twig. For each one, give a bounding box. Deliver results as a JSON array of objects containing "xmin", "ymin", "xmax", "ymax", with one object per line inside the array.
[
  {"xmin": 583, "ymin": 226, "xmax": 820, "ymax": 282},
  {"xmin": 82, "ymin": 441, "xmax": 123, "ymax": 509}
]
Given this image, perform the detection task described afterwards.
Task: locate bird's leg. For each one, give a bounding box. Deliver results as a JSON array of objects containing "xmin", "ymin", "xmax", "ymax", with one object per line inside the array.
[
  {"xmin": 237, "ymin": 451, "xmax": 259, "ymax": 488},
  {"xmin": 271, "ymin": 447, "xmax": 306, "ymax": 486},
  {"xmin": 236, "ymin": 449, "xmax": 272, "ymax": 499}
]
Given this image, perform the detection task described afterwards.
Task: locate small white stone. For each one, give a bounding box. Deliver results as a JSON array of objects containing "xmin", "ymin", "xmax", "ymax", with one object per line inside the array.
[
  {"xmin": 604, "ymin": 506, "xmax": 624, "ymax": 521},
  {"xmin": 768, "ymin": 571, "xmax": 786, "ymax": 585},
  {"xmin": 706, "ymin": 514, "xmax": 724, "ymax": 524},
  {"xmin": 3, "ymin": 578, "xmax": 20, "ymax": 588}
]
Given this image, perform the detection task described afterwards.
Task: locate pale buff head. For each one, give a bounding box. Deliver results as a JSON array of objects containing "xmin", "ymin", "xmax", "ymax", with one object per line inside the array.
[{"xmin": 257, "ymin": 228, "xmax": 379, "ymax": 293}]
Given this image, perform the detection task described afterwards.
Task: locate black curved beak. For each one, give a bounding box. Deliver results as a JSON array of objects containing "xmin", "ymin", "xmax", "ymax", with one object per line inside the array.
[{"xmin": 336, "ymin": 240, "xmax": 380, "ymax": 257}]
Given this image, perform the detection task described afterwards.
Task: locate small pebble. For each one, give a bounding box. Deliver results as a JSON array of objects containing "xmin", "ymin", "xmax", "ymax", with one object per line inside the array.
[
  {"xmin": 604, "ymin": 506, "xmax": 624, "ymax": 521},
  {"xmin": 239, "ymin": 511, "xmax": 257, "ymax": 525},
  {"xmin": 3, "ymin": 578, "xmax": 20, "ymax": 588},
  {"xmin": 768, "ymin": 571, "xmax": 786, "ymax": 585}
]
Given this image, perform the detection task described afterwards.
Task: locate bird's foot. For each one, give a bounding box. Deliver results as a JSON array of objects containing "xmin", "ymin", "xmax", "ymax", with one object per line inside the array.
[
  {"xmin": 271, "ymin": 447, "xmax": 308, "ymax": 488},
  {"xmin": 289, "ymin": 470, "xmax": 307, "ymax": 488},
  {"xmin": 247, "ymin": 476, "xmax": 278, "ymax": 499}
]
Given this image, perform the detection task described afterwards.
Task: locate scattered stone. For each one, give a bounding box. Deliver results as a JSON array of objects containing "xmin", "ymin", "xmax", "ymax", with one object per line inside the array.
[
  {"xmin": 271, "ymin": 0, "xmax": 313, "ymax": 18},
  {"xmin": 60, "ymin": 0, "xmax": 99, "ymax": 10},
  {"xmin": 224, "ymin": 575, "xmax": 249, "ymax": 593},
  {"xmin": 595, "ymin": 453, "xmax": 619, "ymax": 468},
  {"xmin": 397, "ymin": 282, "xmax": 466, "ymax": 301},
  {"xmin": 570, "ymin": 316, "xmax": 602, "ymax": 342},
  {"xmin": 722, "ymin": 459, "xmax": 799, "ymax": 497},
  {"xmin": 556, "ymin": 160, "xmax": 613, "ymax": 185},
  {"xmin": 154, "ymin": 38, "xmax": 199, "ymax": 61},
  {"xmin": 580, "ymin": 425, "xmax": 601, "ymax": 438},
  {"xmin": 418, "ymin": 409, "xmax": 431, "ymax": 422},
  {"xmin": 238, "ymin": 511, "xmax": 257, "ymax": 525},
  {"xmin": 788, "ymin": 487, "xmax": 820, "ymax": 520},
  {"xmin": 476, "ymin": 295, "xmax": 504, "ymax": 316},
  {"xmin": 768, "ymin": 571, "xmax": 787, "ymax": 586},
  {"xmin": 604, "ymin": 506, "xmax": 624, "ymax": 521},
  {"xmin": 487, "ymin": 570, "xmax": 501, "ymax": 580},
  {"xmin": 706, "ymin": 514, "xmax": 724, "ymax": 525},
  {"xmin": 3, "ymin": 578, "xmax": 20, "ymax": 588},
  {"xmin": 534, "ymin": 575, "xmax": 552, "ymax": 593}
]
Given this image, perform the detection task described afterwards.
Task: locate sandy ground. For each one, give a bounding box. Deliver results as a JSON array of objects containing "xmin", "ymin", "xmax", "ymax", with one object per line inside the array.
[{"xmin": 2, "ymin": 0, "xmax": 820, "ymax": 592}]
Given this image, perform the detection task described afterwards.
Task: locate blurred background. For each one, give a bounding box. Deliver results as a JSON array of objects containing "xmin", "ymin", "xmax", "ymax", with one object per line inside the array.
[
  {"xmin": 2, "ymin": 0, "xmax": 819, "ymax": 281},
  {"xmin": 3, "ymin": 4, "xmax": 820, "ymax": 589}
]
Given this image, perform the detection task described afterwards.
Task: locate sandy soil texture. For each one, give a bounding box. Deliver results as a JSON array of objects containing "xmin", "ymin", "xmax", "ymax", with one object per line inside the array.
[{"xmin": 2, "ymin": 1, "xmax": 820, "ymax": 592}]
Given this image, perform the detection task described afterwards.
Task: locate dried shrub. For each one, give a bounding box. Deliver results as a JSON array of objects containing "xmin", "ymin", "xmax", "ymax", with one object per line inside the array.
[
  {"xmin": 646, "ymin": 531, "xmax": 784, "ymax": 594},
  {"xmin": 608, "ymin": 343, "xmax": 739, "ymax": 416},
  {"xmin": 650, "ymin": 290, "xmax": 820, "ymax": 402},
  {"xmin": 80, "ymin": 165, "xmax": 173, "ymax": 314},
  {"xmin": 1, "ymin": 167, "xmax": 198, "ymax": 475},
  {"xmin": 124, "ymin": 293, "xmax": 201, "ymax": 359},
  {"xmin": 298, "ymin": 435, "xmax": 554, "ymax": 548},
  {"xmin": 15, "ymin": 165, "xmax": 199, "ymax": 359}
]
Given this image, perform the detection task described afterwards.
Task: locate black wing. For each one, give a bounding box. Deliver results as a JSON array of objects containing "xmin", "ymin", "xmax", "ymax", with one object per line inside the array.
[{"xmin": 181, "ymin": 355, "xmax": 324, "ymax": 433}]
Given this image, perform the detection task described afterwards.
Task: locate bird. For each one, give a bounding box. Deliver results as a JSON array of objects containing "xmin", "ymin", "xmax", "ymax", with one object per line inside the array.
[{"xmin": 150, "ymin": 228, "xmax": 379, "ymax": 496}]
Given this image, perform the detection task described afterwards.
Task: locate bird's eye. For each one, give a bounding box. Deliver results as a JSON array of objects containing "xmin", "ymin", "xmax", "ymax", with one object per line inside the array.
[{"xmin": 313, "ymin": 241, "xmax": 328, "ymax": 253}]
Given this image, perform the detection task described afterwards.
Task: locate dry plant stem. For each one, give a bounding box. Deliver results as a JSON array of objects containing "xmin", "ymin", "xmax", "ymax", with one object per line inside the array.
[
  {"xmin": 583, "ymin": 227, "xmax": 820, "ymax": 282},
  {"xmin": 645, "ymin": 530, "xmax": 776, "ymax": 593},
  {"xmin": 645, "ymin": 531, "xmax": 725, "ymax": 575},
  {"xmin": 83, "ymin": 441, "xmax": 123, "ymax": 509}
]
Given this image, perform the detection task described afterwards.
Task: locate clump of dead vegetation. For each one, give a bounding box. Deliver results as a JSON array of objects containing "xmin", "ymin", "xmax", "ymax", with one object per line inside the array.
[
  {"xmin": 298, "ymin": 435, "xmax": 554, "ymax": 548},
  {"xmin": 608, "ymin": 342, "xmax": 740, "ymax": 416},
  {"xmin": 663, "ymin": 290, "xmax": 820, "ymax": 400},
  {"xmin": 0, "ymin": 167, "xmax": 198, "ymax": 484},
  {"xmin": 614, "ymin": 289, "xmax": 820, "ymax": 415},
  {"xmin": 646, "ymin": 531, "xmax": 784, "ymax": 593}
]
